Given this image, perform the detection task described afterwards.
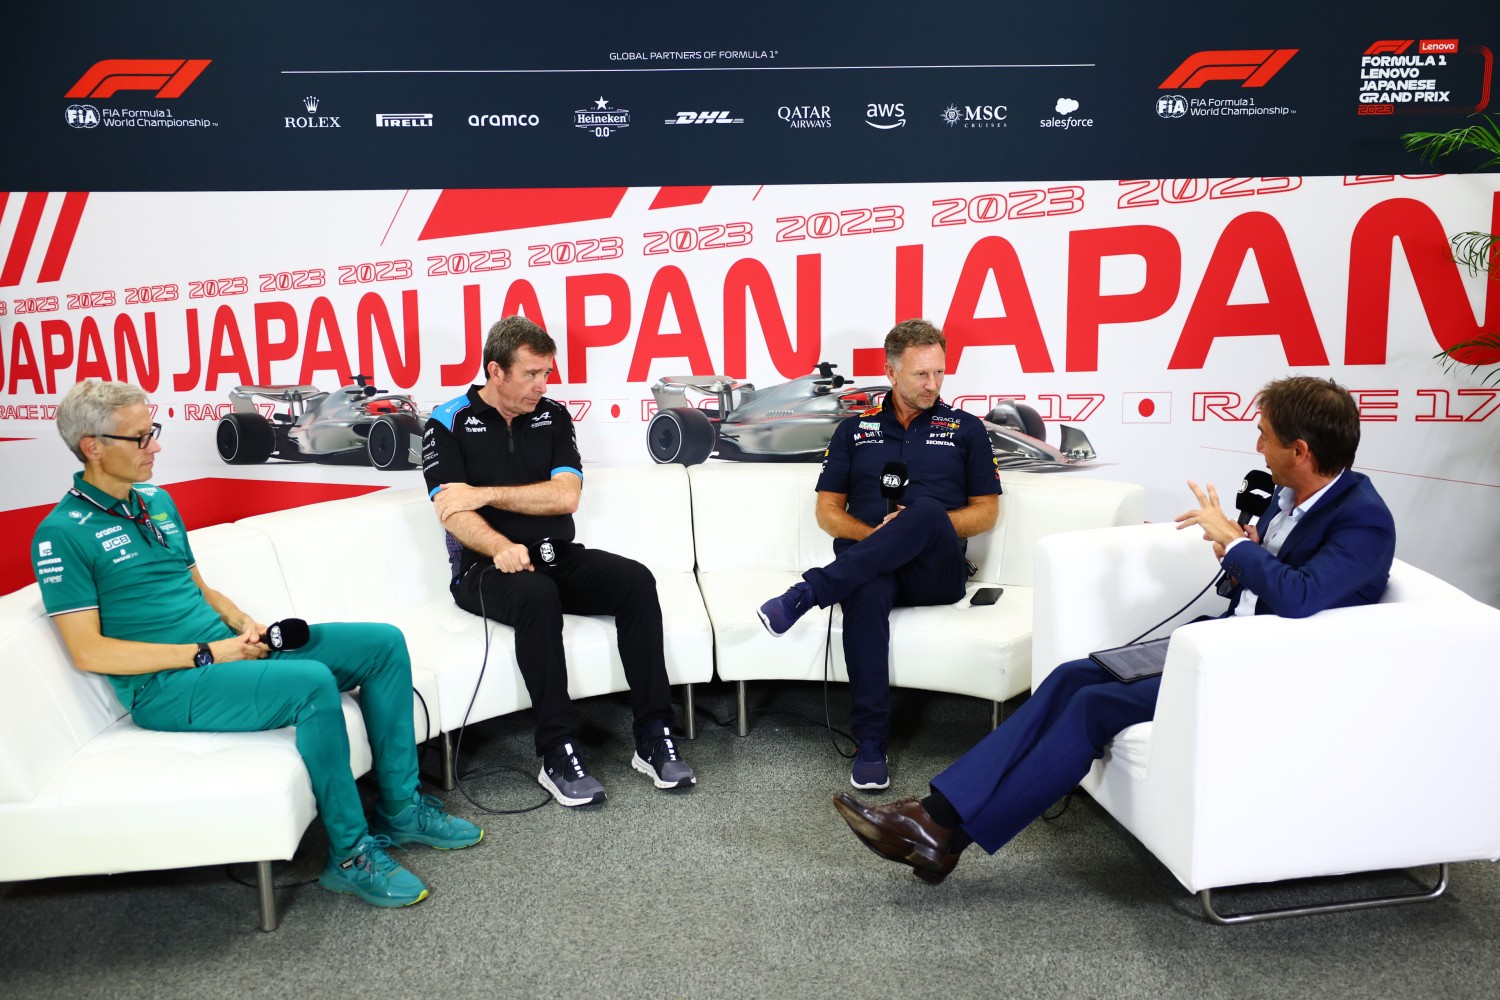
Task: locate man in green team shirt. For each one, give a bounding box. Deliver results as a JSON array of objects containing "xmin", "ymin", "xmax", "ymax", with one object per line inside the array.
[{"xmin": 30, "ymin": 379, "xmax": 481, "ymax": 908}]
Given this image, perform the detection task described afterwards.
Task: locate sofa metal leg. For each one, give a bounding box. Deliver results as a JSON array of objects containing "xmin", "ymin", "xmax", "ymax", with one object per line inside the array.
[
  {"xmin": 736, "ymin": 681, "xmax": 750, "ymax": 737},
  {"xmin": 1197, "ymin": 863, "xmax": 1450, "ymax": 925},
  {"xmin": 681, "ymin": 684, "xmax": 697, "ymax": 740},
  {"xmin": 439, "ymin": 731, "xmax": 457, "ymax": 791},
  {"xmin": 991, "ymin": 700, "xmax": 1003, "ymax": 730},
  {"xmin": 256, "ymin": 860, "xmax": 279, "ymax": 932}
]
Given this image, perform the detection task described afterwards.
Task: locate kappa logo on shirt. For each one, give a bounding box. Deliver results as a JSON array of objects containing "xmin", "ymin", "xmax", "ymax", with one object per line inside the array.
[{"xmin": 463, "ymin": 415, "xmax": 487, "ymax": 432}]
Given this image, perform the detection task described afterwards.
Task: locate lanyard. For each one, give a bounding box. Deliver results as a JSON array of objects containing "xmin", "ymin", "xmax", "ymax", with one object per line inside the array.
[{"xmin": 68, "ymin": 487, "xmax": 169, "ymax": 548}]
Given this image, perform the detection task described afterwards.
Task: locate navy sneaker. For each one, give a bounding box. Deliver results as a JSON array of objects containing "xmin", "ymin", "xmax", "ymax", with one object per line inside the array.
[
  {"xmin": 851, "ymin": 739, "xmax": 890, "ymax": 791},
  {"xmin": 373, "ymin": 791, "xmax": 484, "ymax": 850},
  {"xmin": 758, "ymin": 581, "xmax": 814, "ymax": 637},
  {"xmin": 539, "ymin": 741, "xmax": 607, "ymax": 807},
  {"xmin": 632, "ymin": 724, "xmax": 697, "ymax": 790},
  {"xmin": 318, "ymin": 834, "xmax": 429, "ymax": 908}
]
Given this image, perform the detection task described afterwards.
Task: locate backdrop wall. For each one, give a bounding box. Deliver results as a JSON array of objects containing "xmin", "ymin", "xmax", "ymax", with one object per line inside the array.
[{"xmin": 4, "ymin": 5, "xmax": 1498, "ymax": 600}]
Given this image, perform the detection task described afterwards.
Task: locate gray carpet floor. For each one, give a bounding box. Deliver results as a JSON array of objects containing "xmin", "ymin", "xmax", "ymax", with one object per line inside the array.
[{"xmin": 4, "ymin": 681, "xmax": 1498, "ymax": 1000}]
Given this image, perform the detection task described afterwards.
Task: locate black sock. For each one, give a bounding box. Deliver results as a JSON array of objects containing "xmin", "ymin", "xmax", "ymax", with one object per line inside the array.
[{"xmin": 922, "ymin": 789, "xmax": 973, "ymax": 853}]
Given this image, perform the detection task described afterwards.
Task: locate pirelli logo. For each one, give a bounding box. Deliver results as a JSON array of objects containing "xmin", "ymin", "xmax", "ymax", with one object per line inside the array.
[
  {"xmin": 1159, "ymin": 49, "xmax": 1297, "ymax": 89},
  {"xmin": 376, "ymin": 113, "xmax": 434, "ymax": 127},
  {"xmin": 66, "ymin": 59, "xmax": 212, "ymax": 99}
]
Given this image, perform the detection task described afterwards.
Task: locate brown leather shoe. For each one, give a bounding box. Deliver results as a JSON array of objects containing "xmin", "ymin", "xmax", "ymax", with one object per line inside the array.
[{"xmin": 833, "ymin": 793, "xmax": 961, "ymax": 881}]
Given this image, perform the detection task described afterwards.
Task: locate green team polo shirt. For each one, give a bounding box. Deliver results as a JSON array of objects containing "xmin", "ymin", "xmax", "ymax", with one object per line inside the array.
[{"xmin": 31, "ymin": 473, "xmax": 234, "ymax": 708}]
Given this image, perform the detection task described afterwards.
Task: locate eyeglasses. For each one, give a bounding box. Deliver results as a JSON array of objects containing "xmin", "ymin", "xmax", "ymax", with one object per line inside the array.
[{"xmin": 96, "ymin": 423, "xmax": 162, "ymax": 449}]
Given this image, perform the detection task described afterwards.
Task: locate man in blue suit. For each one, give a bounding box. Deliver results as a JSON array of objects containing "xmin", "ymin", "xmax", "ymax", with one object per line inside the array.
[{"xmin": 833, "ymin": 376, "xmax": 1396, "ymax": 882}]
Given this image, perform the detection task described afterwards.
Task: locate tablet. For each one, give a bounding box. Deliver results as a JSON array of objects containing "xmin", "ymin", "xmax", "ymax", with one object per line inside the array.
[{"xmin": 1088, "ymin": 636, "xmax": 1171, "ymax": 683}]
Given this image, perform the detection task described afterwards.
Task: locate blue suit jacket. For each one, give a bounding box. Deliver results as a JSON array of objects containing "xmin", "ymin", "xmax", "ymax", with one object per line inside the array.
[{"xmin": 1219, "ymin": 469, "xmax": 1395, "ymax": 618}]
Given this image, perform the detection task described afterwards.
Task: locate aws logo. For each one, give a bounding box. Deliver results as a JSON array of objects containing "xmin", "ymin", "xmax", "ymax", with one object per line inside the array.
[{"xmin": 67, "ymin": 59, "xmax": 212, "ymax": 99}]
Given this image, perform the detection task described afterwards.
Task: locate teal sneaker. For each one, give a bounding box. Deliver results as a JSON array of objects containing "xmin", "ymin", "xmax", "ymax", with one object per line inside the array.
[
  {"xmin": 318, "ymin": 834, "xmax": 429, "ymax": 908},
  {"xmin": 373, "ymin": 791, "xmax": 484, "ymax": 850}
]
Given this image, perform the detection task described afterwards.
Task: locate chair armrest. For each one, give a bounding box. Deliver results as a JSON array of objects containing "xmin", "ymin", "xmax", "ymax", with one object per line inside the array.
[
  {"xmin": 1033, "ymin": 523, "xmax": 1223, "ymax": 689},
  {"xmin": 1142, "ymin": 600, "xmax": 1500, "ymax": 889}
]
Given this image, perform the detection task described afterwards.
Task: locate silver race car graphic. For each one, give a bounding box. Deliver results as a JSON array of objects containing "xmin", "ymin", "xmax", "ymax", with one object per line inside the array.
[
  {"xmin": 646, "ymin": 362, "xmax": 1096, "ymax": 470},
  {"xmin": 214, "ymin": 375, "xmax": 427, "ymax": 470}
]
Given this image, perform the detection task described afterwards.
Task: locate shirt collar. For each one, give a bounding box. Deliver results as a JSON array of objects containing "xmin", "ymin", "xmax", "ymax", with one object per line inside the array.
[
  {"xmin": 71, "ymin": 470, "xmax": 136, "ymax": 513},
  {"xmin": 1278, "ymin": 469, "xmax": 1343, "ymax": 518}
]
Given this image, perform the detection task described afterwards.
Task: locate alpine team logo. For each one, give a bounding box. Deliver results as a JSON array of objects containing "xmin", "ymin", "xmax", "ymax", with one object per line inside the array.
[{"xmin": 576, "ymin": 96, "xmax": 631, "ymax": 137}]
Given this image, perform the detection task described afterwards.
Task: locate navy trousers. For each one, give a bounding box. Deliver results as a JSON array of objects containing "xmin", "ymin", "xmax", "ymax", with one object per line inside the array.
[
  {"xmin": 929, "ymin": 658, "xmax": 1161, "ymax": 853},
  {"xmin": 803, "ymin": 497, "xmax": 968, "ymax": 742}
]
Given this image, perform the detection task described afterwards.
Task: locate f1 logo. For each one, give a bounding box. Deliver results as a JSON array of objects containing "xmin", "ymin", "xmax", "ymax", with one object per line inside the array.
[
  {"xmin": 1159, "ymin": 49, "xmax": 1297, "ymax": 89},
  {"xmin": 1365, "ymin": 40, "xmax": 1414, "ymax": 56},
  {"xmin": 66, "ymin": 59, "xmax": 212, "ymax": 99}
]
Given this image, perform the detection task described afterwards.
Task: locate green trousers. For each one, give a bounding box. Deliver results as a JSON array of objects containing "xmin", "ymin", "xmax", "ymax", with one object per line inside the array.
[{"xmin": 129, "ymin": 622, "xmax": 419, "ymax": 856}]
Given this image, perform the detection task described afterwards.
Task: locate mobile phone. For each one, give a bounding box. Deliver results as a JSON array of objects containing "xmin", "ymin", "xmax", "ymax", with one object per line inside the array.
[{"xmin": 970, "ymin": 586, "xmax": 1003, "ymax": 606}]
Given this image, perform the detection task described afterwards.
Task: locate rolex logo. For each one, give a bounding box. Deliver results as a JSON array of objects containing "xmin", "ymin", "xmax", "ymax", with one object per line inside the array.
[{"xmin": 303, "ymin": 96, "xmax": 320, "ymax": 113}]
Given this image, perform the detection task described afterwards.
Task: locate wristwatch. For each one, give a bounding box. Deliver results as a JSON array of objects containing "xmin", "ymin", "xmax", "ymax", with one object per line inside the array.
[{"xmin": 193, "ymin": 642, "xmax": 214, "ymax": 668}]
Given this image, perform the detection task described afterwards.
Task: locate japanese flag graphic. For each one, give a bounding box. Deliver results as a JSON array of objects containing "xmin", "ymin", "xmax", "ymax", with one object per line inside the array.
[{"xmin": 1121, "ymin": 392, "xmax": 1172, "ymax": 423}]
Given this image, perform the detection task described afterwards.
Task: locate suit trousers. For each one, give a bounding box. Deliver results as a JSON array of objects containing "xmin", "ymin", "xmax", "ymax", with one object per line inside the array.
[
  {"xmin": 803, "ymin": 497, "xmax": 968, "ymax": 742},
  {"xmin": 452, "ymin": 543, "xmax": 673, "ymax": 755},
  {"xmin": 929, "ymin": 657, "xmax": 1161, "ymax": 853},
  {"xmin": 129, "ymin": 622, "xmax": 419, "ymax": 858}
]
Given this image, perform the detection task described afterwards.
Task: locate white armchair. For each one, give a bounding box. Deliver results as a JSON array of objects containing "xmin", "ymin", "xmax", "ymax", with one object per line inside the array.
[{"xmin": 1033, "ymin": 522, "xmax": 1500, "ymax": 923}]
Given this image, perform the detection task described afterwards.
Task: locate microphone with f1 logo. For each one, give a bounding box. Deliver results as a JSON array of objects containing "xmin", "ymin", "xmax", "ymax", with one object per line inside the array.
[
  {"xmin": 1215, "ymin": 469, "xmax": 1276, "ymax": 598},
  {"xmin": 880, "ymin": 461, "xmax": 909, "ymax": 516}
]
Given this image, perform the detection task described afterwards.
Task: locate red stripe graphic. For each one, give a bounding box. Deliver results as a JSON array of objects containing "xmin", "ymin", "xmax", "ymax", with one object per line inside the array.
[
  {"xmin": 37, "ymin": 192, "xmax": 89, "ymax": 283},
  {"xmin": 648, "ymin": 186, "xmax": 712, "ymax": 210},
  {"xmin": 1, "ymin": 192, "xmax": 48, "ymax": 287},
  {"xmin": 420, "ymin": 187, "xmax": 628, "ymax": 240}
]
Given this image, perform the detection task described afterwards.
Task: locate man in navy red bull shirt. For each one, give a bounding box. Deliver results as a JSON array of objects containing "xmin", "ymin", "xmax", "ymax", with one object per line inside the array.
[{"xmin": 757, "ymin": 319, "xmax": 1001, "ymax": 790}]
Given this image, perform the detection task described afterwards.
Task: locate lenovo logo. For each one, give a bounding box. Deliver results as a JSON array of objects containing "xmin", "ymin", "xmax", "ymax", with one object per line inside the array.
[
  {"xmin": 1159, "ymin": 49, "xmax": 1297, "ymax": 89},
  {"xmin": 66, "ymin": 59, "xmax": 212, "ymax": 99}
]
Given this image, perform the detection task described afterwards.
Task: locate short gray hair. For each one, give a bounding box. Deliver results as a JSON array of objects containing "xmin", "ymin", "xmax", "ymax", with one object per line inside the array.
[{"xmin": 56, "ymin": 380, "xmax": 147, "ymax": 462}]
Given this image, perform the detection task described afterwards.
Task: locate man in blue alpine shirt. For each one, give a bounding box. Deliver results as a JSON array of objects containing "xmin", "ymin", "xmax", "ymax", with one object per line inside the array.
[
  {"xmin": 31, "ymin": 380, "xmax": 481, "ymax": 909},
  {"xmin": 831, "ymin": 375, "xmax": 1395, "ymax": 883},
  {"xmin": 757, "ymin": 319, "xmax": 1000, "ymax": 790},
  {"xmin": 423, "ymin": 315, "xmax": 695, "ymax": 807}
]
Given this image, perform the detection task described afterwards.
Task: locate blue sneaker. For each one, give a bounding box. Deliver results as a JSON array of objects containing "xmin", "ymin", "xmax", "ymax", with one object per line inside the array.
[
  {"xmin": 758, "ymin": 581, "xmax": 814, "ymax": 637},
  {"xmin": 851, "ymin": 739, "xmax": 890, "ymax": 791},
  {"xmin": 632, "ymin": 724, "xmax": 697, "ymax": 790},
  {"xmin": 373, "ymin": 791, "xmax": 484, "ymax": 850},
  {"xmin": 318, "ymin": 834, "xmax": 429, "ymax": 908}
]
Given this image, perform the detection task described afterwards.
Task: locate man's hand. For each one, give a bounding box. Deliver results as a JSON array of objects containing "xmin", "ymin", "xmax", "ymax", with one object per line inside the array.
[
  {"xmin": 493, "ymin": 542, "xmax": 534, "ymax": 573},
  {"xmin": 870, "ymin": 505, "xmax": 903, "ymax": 533},
  {"xmin": 1212, "ymin": 523, "xmax": 1260, "ymax": 561},
  {"xmin": 433, "ymin": 482, "xmax": 491, "ymax": 522},
  {"xmin": 1174, "ymin": 480, "xmax": 1247, "ymax": 547},
  {"xmin": 210, "ymin": 625, "xmax": 269, "ymax": 663}
]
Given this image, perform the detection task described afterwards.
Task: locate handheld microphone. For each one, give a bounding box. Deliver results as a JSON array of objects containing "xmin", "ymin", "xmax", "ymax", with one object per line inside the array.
[
  {"xmin": 1216, "ymin": 469, "xmax": 1276, "ymax": 598},
  {"xmin": 880, "ymin": 461, "xmax": 909, "ymax": 515},
  {"xmin": 1235, "ymin": 469, "xmax": 1275, "ymax": 526},
  {"xmin": 258, "ymin": 618, "xmax": 310, "ymax": 651}
]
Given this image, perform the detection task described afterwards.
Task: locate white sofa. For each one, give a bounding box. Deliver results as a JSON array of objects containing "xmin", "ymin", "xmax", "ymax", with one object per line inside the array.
[
  {"xmin": 0, "ymin": 464, "xmax": 712, "ymax": 930},
  {"xmin": 688, "ymin": 464, "xmax": 1145, "ymax": 733},
  {"xmin": 1033, "ymin": 522, "xmax": 1500, "ymax": 922}
]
